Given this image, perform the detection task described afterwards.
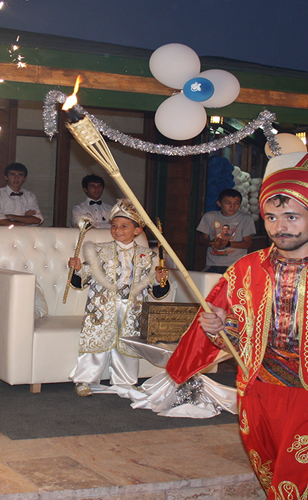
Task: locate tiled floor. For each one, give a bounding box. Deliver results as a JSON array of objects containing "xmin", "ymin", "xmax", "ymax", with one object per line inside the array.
[{"xmin": 0, "ymin": 423, "xmax": 266, "ymax": 500}]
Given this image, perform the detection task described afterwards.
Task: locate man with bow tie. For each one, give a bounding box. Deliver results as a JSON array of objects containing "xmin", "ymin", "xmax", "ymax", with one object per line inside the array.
[
  {"xmin": 0, "ymin": 163, "xmax": 44, "ymax": 226},
  {"xmin": 71, "ymin": 174, "xmax": 113, "ymax": 229}
]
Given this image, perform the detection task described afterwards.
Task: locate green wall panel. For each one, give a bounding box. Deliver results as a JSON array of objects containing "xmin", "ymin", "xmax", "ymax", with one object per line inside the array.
[{"xmin": 1, "ymin": 81, "xmax": 307, "ymax": 125}]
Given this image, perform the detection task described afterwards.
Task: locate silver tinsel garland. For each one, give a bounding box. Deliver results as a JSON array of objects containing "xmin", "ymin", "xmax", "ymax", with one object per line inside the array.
[{"xmin": 43, "ymin": 89, "xmax": 281, "ymax": 157}]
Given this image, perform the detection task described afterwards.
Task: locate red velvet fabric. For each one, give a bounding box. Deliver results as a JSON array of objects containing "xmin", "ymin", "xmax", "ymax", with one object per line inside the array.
[
  {"xmin": 239, "ymin": 381, "xmax": 308, "ymax": 497},
  {"xmin": 166, "ymin": 309, "xmax": 220, "ymax": 384}
]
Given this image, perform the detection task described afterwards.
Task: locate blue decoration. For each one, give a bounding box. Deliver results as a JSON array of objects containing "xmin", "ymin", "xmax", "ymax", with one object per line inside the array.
[
  {"xmin": 206, "ymin": 156, "xmax": 235, "ymax": 211},
  {"xmin": 183, "ymin": 77, "xmax": 214, "ymax": 102}
]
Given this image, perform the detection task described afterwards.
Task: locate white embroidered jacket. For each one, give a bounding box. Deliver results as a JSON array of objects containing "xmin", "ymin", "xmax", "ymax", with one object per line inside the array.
[{"xmin": 78, "ymin": 241, "xmax": 159, "ymax": 356}]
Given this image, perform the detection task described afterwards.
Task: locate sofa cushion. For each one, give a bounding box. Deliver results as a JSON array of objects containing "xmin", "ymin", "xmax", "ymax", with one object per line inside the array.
[{"xmin": 34, "ymin": 281, "xmax": 48, "ymax": 319}]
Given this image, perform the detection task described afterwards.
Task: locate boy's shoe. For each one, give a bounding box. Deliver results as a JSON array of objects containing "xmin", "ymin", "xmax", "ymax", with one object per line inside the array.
[{"xmin": 75, "ymin": 383, "xmax": 93, "ymax": 397}]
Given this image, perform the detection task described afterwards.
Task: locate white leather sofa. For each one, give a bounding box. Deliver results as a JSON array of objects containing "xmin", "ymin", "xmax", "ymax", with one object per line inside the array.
[
  {"xmin": 168, "ymin": 269, "xmax": 221, "ymax": 303},
  {"xmin": 0, "ymin": 226, "xmax": 221, "ymax": 392}
]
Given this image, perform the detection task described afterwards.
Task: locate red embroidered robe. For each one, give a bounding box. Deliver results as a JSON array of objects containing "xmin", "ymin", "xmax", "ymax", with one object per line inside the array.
[{"xmin": 166, "ymin": 245, "xmax": 308, "ymax": 395}]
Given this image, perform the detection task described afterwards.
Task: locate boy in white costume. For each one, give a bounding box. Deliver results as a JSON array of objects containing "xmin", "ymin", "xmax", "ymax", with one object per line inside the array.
[{"xmin": 69, "ymin": 199, "xmax": 170, "ymax": 396}]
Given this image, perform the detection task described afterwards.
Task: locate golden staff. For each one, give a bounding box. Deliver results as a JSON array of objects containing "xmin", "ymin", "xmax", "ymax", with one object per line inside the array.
[
  {"xmin": 63, "ymin": 217, "xmax": 93, "ymax": 303},
  {"xmin": 155, "ymin": 217, "xmax": 168, "ymax": 287},
  {"xmin": 62, "ymin": 99, "xmax": 248, "ymax": 376}
]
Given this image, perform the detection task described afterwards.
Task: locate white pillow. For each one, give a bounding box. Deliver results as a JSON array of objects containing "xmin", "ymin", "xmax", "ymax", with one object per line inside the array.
[{"xmin": 34, "ymin": 281, "xmax": 48, "ymax": 319}]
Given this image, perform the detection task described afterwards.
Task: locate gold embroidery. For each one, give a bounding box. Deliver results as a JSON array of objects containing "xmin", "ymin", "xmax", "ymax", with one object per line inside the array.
[
  {"xmin": 249, "ymin": 449, "xmax": 273, "ymax": 495},
  {"xmin": 297, "ymin": 266, "xmax": 308, "ymax": 390},
  {"xmin": 232, "ymin": 267, "xmax": 254, "ymax": 368},
  {"xmin": 270, "ymin": 482, "xmax": 308, "ymax": 500},
  {"xmin": 239, "ymin": 401, "xmax": 249, "ymax": 435},
  {"xmin": 254, "ymin": 274, "xmax": 272, "ymax": 374},
  {"xmin": 259, "ymin": 247, "xmax": 268, "ymax": 263},
  {"xmin": 227, "ymin": 265, "xmax": 236, "ymax": 296},
  {"xmin": 79, "ymin": 242, "xmax": 156, "ymax": 356},
  {"xmin": 236, "ymin": 380, "xmax": 245, "ymax": 397},
  {"xmin": 287, "ymin": 435, "xmax": 308, "ymax": 464}
]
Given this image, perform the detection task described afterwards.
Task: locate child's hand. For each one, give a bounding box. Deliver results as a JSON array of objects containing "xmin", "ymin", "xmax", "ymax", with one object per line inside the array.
[
  {"xmin": 210, "ymin": 239, "xmax": 228, "ymax": 250},
  {"xmin": 69, "ymin": 257, "xmax": 81, "ymax": 272}
]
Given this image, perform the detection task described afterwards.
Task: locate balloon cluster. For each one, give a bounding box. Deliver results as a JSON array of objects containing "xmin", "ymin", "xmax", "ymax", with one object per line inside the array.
[
  {"xmin": 206, "ymin": 157, "xmax": 262, "ymax": 221},
  {"xmin": 233, "ymin": 167, "xmax": 262, "ymax": 222},
  {"xmin": 206, "ymin": 157, "xmax": 235, "ymax": 211},
  {"xmin": 150, "ymin": 43, "xmax": 240, "ymax": 141}
]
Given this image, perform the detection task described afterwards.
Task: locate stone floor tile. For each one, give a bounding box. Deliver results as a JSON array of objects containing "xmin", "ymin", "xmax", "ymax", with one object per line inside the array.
[
  {"xmin": 6, "ymin": 456, "xmax": 111, "ymax": 491},
  {"xmin": 0, "ymin": 461, "xmax": 37, "ymax": 495},
  {"xmin": 166, "ymin": 485, "xmax": 222, "ymax": 499},
  {"xmin": 207, "ymin": 442, "xmax": 251, "ymax": 468},
  {"xmin": 50, "ymin": 434, "xmax": 189, "ymax": 485},
  {"xmin": 223, "ymin": 480, "xmax": 266, "ymax": 499},
  {"xmin": 0, "ymin": 439, "xmax": 67, "ymax": 462}
]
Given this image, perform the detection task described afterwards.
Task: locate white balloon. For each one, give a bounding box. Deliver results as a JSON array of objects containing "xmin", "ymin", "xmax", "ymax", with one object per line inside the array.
[
  {"xmin": 250, "ymin": 206, "xmax": 259, "ymax": 213},
  {"xmin": 150, "ymin": 43, "xmax": 201, "ymax": 89},
  {"xmin": 233, "ymin": 166, "xmax": 241, "ymax": 175},
  {"xmin": 243, "ymin": 181, "xmax": 250, "ymax": 189},
  {"xmin": 265, "ymin": 133, "xmax": 307, "ymax": 158},
  {"xmin": 250, "ymin": 197, "xmax": 259, "ymax": 206},
  {"xmin": 241, "ymin": 198, "xmax": 248, "ymax": 206},
  {"xmin": 234, "ymin": 177, "xmax": 242, "ymax": 185},
  {"xmin": 249, "ymin": 185, "xmax": 258, "ymax": 193},
  {"xmin": 251, "ymin": 178, "xmax": 262, "ymax": 186},
  {"xmin": 252, "ymin": 213, "xmax": 260, "ymax": 221},
  {"xmin": 199, "ymin": 69, "xmax": 240, "ymax": 108},
  {"xmin": 155, "ymin": 92, "xmax": 207, "ymax": 140}
]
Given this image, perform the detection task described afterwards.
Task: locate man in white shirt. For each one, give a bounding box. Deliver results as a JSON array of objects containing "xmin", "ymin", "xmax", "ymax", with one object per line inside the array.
[
  {"xmin": 71, "ymin": 174, "xmax": 113, "ymax": 229},
  {"xmin": 0, "ymin": 163, "xmax": 44, "ymax": 226}
]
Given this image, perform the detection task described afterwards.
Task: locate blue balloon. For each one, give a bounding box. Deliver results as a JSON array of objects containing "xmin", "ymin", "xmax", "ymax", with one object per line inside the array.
[{"xmin": 183, "ymin": 77, "xmax": 214, "ymax": 102}]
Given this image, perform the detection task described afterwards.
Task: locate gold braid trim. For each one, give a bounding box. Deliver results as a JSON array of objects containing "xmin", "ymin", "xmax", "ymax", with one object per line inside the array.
[
  {"xmin": 261, "ymin": 183, "xmax": 308, "ymax": 209},
  {"xmin": 249, "ymin": 450, "xmax": 273, "ymax": 495},
  {"xmin": 299, "ymin": 266, "xmax": 308, "ymax": 390},
  {"xmin": 253, "ymin": 274, "xmax": 272, "ymax": 374}
]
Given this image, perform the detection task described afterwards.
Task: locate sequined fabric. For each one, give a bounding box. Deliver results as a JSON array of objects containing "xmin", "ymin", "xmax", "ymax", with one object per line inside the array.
[
  {"xmin": 258, "ymin": 252, "xmax": 308, "ymax": 386},
  {"xmin": 79, "ymin": 241, "xmax": 157, "ymax": 356}
]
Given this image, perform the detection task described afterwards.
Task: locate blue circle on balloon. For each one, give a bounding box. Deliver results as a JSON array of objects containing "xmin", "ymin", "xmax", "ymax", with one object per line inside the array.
[{"xmin": 183, "ymin": 77, "xmax": 214, "ymax": 102}]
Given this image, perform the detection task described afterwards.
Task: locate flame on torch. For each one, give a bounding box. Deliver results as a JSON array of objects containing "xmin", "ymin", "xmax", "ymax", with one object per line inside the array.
[{"xmin": 62, "ymin": 75, "xmax": 81, "ymax": 111}]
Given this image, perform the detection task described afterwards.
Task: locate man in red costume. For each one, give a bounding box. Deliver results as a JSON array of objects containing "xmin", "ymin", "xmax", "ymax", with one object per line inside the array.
[{"xmin": 167, "ymin": 151, "xmax": 308, "ymax": 499}]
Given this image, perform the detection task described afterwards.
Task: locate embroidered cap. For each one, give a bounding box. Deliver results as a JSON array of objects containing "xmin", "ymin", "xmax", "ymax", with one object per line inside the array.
[
  {"xmin": 259, "ymin": 152, "xmax": 308, "ymax": 217},
  {"xmin": 109, "ymin": 198, "xmax": 145, "ymax": 227}
]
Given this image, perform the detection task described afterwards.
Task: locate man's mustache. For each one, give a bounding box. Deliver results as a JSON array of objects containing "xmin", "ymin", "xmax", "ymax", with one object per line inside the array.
[{"xmin": 271, "ymin": 232, "xmax": 302, "ymax": 239}]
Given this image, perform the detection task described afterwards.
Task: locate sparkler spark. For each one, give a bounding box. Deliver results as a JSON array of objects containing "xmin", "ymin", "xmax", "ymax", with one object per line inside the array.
[{"xmin": 8, "ymin": 36, "xmax": 27, "ymax": 68}]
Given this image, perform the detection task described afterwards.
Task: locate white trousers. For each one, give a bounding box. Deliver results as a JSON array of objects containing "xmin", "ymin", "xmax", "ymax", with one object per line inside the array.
[{"xmin": 70, "ymin": 348, "xmax": 139, "ymax": 386}]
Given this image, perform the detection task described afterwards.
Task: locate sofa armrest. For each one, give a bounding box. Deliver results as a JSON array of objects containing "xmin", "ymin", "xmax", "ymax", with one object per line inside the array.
[
  {"xmin": 0, "ymin": 269, "xmax": 35, "ymax": 384},
  {"xmin": 168, "ymin": 269, "xmax": 222, "ymax": 303}
]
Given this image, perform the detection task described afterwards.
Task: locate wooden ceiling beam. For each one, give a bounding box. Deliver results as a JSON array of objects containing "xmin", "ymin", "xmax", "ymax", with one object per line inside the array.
[{"xmin": 0, "ymin": 62, "xmax": 308, "ymax": 109}]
